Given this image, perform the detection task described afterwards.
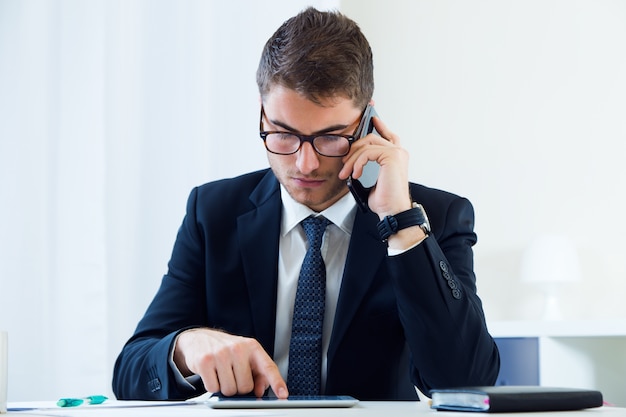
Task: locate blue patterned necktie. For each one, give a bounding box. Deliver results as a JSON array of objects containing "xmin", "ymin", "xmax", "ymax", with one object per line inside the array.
[{"xmin": 287, "ymin": 215, "xmax": 330, "ymax": 395}]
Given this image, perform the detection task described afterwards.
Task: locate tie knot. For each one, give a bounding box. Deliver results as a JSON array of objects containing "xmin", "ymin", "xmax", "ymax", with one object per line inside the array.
[{"xmin": 301, "ymin": 216, "xmax": 330, "ymax": 249}]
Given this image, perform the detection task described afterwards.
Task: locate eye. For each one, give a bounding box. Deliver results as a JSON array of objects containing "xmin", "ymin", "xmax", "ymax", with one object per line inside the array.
[
  {"xmin": 275, "ymin": 132, "xmax": 298, "ymax": 141},
  {"xmin": 316, "ymin": 135, "xmax": 343, "ymax": 143}
]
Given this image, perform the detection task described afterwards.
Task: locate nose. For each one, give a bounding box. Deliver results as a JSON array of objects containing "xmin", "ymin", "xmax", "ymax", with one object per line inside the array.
[{"xmin": 295, "ymin": 141, "xmax": 320, "ymax": 174}]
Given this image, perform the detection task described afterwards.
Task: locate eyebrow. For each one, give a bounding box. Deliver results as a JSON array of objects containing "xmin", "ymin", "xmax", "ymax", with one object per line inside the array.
[{"xmin": 268, "ymin": 118, "xmax": 352, "ymax": 135}]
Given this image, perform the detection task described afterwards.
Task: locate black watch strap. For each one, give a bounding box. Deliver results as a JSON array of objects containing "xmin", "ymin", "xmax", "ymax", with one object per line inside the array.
[{"xmin": 377, "ymin": 203, "xmax": 429, "ymax": 241}]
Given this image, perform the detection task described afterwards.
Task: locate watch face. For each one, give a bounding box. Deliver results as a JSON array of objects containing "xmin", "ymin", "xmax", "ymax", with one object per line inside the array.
[{"xmin": 415, "ymin": 203, "xmax": 431, "ymax": 233}]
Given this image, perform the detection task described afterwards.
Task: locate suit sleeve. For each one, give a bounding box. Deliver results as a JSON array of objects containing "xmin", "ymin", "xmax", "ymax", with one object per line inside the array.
[
  {"xmin": 387, "ymin": 196, "xmax": 500, "ymax": 393},
  {"xmin": 112, "ymin": 187, "xmax": 208, "ymax": 400}
]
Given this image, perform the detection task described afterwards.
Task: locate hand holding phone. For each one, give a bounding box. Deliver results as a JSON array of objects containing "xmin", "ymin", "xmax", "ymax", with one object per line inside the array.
[{"xmin": 346, "ymin": 104, "xmax": 381, "ymax": 212}]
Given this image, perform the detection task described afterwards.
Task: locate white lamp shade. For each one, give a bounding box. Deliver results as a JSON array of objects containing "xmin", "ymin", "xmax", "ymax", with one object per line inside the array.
[{"xmin": 520, "ymin": 234, "xmax": 582, "ymax": 284}]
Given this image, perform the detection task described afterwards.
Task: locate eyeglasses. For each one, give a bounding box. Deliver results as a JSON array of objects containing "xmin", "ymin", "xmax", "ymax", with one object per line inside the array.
[{"xmin": 259, "ymin": 106, "xmax": 364, "ymax": 157}]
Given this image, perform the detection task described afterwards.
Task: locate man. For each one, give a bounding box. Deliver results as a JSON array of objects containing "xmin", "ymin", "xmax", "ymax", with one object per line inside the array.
[{"xmin": 112, "ymin": 7, "xmax": 499, "ymax": 401}]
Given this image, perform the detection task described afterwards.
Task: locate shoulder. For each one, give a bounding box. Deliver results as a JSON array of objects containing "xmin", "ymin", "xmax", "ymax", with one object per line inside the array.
[
  {"xmin": 409, "ymin": 183, "xmax": 472, "ymax": 210},
  {"xmin": 179, "ymin": 169, "xmax": 279, "ymax": 229},
  {"xmin": 191, "ymin": 168, "xmax": 276, "ymax": 204},
  {"xmin": 196, "ymin": 168, "xmax": 273, "ymax": 194},
  {"xmin": 409, "ymin": 183, "xmax": 475, "ymax": 236}
]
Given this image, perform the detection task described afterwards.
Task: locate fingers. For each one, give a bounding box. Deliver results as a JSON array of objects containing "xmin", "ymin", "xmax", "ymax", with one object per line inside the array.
[
  {"xmin": 339, "ymin": 116, "xmax": 411, "ymax": 215},
  {"xmin": 212, "ymin": 347, "xmax": 251, "ymax": 396},
  {"xmin": 339, "ymin": 116, "xmax": 400, "ymax": 179},
  {"xmin": 372, "ymin": 116, "xmax": 400, "ymax": 145},
  {"xmin": 175, "ymin": 329, "xmax": 286, "ymax": 398},
  {"xmin": 250, "ymin": 349, "xmax": 289, "ymax": 399},
  {"xmin": 339, "ymin": 136, "xmax": 403, "ymax": 181}
]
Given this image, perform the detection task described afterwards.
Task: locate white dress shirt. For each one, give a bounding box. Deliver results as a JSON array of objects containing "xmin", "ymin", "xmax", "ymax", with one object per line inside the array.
[{"xmin": 273, "ymin": 186, "xmax": 357, "ymax": 393}]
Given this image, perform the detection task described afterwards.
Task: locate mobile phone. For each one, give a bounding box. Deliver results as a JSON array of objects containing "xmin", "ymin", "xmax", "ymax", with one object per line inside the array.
[
  {"xmin": 346, "ymin": 104, "xmax": 381, "ymax": 213},
  {"xmin": 207, "ymin": 395, "xmax": 359, "ymax": 409}
]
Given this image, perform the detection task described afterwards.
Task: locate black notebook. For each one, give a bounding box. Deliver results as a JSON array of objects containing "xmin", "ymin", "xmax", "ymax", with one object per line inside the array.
[{"xmin": 429, "ymin": 385, "xmax": 603, "ymax": 413}]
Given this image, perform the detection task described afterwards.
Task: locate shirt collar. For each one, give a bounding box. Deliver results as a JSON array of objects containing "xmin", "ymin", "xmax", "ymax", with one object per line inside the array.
[{"xmin": 280, "ymin": 185, "xmax": 357, "ymax": 236}]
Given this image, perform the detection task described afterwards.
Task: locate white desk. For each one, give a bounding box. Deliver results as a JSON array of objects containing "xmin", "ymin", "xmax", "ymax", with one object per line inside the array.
[{"xmin": 6, "ymin": 400, "xmax": 625, "ymax": 417}]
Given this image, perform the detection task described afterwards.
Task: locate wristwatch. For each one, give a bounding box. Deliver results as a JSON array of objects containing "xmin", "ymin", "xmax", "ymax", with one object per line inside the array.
[{"xmin": 377, "ymin": 202, "xmax": 431, "ymax": 241}]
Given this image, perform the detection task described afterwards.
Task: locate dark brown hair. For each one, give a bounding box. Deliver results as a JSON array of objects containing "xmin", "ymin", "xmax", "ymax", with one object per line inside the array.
[{"xmin": 256, "ymin": 7, "xmax": 374, "ymax": 109}]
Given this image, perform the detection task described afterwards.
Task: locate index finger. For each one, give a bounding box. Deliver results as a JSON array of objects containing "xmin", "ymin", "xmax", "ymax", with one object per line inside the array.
[
  {"xmin": 372, "ymin": 116, "xmax": 400, "ymax": 145},
  {"xmin": 249, "ymin": 349, "xmax": 288, "ymax": 399}
]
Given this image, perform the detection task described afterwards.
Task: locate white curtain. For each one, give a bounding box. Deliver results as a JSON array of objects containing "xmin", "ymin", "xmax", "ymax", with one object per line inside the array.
[{"xmin": 0, "ymin": 0, "xmax": 338, "ymax": 401}]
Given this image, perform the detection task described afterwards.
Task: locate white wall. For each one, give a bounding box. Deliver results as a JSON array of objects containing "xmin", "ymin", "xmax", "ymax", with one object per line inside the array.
[{"xmin": 1, "ymin": 0, "xmax": 625, "ymax": 403}]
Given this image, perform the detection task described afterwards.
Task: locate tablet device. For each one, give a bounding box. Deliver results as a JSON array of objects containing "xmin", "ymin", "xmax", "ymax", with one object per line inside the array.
[{"xmin": 207, "ymin": 395, "xmax": 359, "ymax": 409}]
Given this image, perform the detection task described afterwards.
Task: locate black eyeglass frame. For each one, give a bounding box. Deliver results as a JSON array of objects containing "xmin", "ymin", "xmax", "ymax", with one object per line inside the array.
[{"xmin": 259, "ymin": 106, "xmax": 367, "ymax": 157}]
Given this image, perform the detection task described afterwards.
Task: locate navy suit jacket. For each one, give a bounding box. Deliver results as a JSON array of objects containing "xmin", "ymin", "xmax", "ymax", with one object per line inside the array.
[{"xmin": 112, "ymin": 169, "xmax": 499, "ymax": 401}]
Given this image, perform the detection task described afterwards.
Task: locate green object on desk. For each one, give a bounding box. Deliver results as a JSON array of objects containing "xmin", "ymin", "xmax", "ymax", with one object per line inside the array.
[{"xmin": 57, "ymin": 395, "xmax": 108, "ymax": 407}]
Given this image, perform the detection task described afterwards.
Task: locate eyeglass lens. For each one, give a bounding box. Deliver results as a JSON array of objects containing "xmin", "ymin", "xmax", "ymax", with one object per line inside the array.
[{"xmin": 264, "ymin": 133, "xmax": 350, "ymax": 156}]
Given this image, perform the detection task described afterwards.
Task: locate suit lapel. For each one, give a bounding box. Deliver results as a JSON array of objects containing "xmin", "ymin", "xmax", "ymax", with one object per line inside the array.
[
  {"xmin": 237, "ymin": 171, "xmax": 282, "ymax": 355},
  {"xmin": 235, "ymin": 172, "xmax": 387, "ymax": 362},
  {"xmin": 327, "ymin": 208, "xmax": 386, "ymax": 361}
]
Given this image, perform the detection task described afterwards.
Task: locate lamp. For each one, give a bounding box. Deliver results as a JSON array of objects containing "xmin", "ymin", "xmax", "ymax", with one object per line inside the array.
[{"xmin": 520, "ymin": 234, "xmax": 582, "ymax": 320}]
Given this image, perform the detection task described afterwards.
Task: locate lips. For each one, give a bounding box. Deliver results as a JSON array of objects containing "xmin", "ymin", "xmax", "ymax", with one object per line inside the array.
[{"xmin": 293, "ymin": 177, "xmax": 325, "ymax": 187}]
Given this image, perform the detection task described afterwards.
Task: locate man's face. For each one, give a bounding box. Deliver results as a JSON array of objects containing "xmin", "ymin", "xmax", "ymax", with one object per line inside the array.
[{"xmin": 262, "ymin": 86, "xmax": 362, "ymax": 212}]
